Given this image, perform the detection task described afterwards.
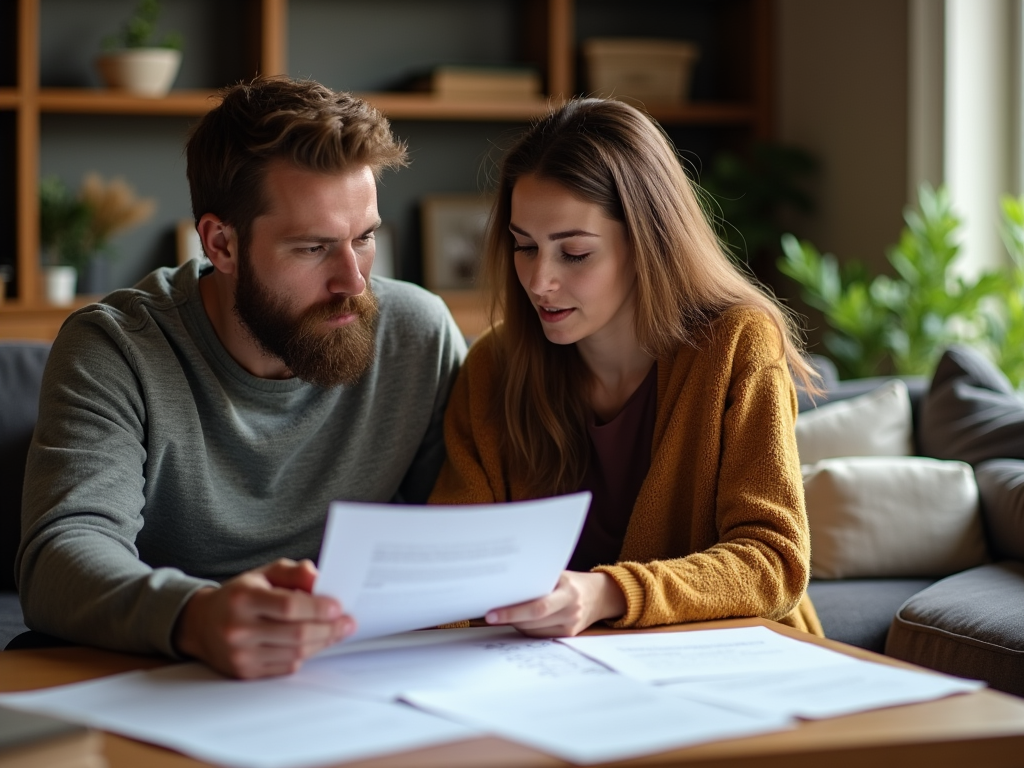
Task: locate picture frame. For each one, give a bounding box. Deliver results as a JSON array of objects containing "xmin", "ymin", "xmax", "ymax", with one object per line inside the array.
[{"xmin": 421, "ymin": 194, "xmax": 493, "ymax": 291}]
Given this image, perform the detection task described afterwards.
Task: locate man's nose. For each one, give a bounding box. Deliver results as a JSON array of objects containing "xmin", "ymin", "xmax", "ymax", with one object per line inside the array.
[{"xmin": 326, "ymin": 244, "xmax": 366, "ymax": 296}]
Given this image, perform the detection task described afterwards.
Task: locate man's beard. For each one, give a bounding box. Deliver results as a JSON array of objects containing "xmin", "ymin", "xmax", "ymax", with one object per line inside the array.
[{"xmin": 233, "ymin": 253, "xmax": 379, "ymax": 388}]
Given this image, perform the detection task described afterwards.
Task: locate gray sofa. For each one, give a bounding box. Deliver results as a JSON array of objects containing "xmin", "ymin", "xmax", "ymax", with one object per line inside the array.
[
  {"xmin": 3, "ymin": 343, "xmax": 1021, "ymax": 698},
  {"xmin": 0, "ymin": 342, "xmax": 48, "ymax": 648},
  {"xmin": 802, "ymin": 348, "xmax": 1024, "ymax": 697}
]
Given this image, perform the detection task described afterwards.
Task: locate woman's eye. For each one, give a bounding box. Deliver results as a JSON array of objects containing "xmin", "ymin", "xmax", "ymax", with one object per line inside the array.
[
  {"xmin": 513, "ymin": 243, "xmax": 537, "ymax": 253},
  {"xmin": 562, "ymin": 252, "xmax": 589, "ymax": 264}
]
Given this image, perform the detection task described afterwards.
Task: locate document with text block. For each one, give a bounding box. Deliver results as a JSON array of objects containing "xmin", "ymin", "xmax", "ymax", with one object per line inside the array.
[{"xmin": 314, "ymin": 493, "xmax": 591, "ymax": 643}]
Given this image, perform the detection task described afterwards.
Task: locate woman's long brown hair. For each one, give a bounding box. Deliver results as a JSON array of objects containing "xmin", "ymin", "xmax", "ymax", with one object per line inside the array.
[{"xmin": 482, "ymin": 98, "xmax": 818, "ymax": 495}]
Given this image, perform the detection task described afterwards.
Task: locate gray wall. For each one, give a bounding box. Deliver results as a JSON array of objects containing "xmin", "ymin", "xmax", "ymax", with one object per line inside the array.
[{"xmin": 776, "ymin": 0, "xmax": 910, "ymax": 275}]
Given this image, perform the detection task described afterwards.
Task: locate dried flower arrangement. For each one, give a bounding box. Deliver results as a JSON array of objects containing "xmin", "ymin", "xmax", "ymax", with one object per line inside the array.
[{"xmin": 40, "ymin": 173, "xmax": 156, "ymax": 270}]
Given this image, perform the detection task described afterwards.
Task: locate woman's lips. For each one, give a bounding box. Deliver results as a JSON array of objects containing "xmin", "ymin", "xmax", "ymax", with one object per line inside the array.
[{"xmin": 538, "ymin": 306, "xmax": 574, "ymax": 323}]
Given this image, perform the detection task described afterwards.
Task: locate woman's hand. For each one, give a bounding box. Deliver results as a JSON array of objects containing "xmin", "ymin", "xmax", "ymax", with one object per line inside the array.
[{"xmin": 485, "ymin": 571, "xmax": 627, "ymax": 637}]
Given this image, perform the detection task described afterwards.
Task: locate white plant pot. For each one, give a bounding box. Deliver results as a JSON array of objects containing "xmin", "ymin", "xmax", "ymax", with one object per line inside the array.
[
  {"xmin": 44, "ymin": 265, "xmax": 78, "ymax": 306},
  {"xmin": 96, "ymin": 48, "xmax": 182, "ymax": 97}
]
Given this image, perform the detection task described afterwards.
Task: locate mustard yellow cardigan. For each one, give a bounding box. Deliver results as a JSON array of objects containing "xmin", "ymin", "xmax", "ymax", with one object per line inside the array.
[{"xmin": 430, "ymin": 307, "xmax": 822, "ymax": 636}]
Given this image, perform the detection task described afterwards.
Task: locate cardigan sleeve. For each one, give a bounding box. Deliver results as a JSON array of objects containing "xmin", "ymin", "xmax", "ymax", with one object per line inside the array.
[
  {"xmin": 429, "ymin": 332, "xmax": 505, "ymax": 505},
  {"xmin": 594, "ymin": 312, "xmax": 816, "ymax": 633}
]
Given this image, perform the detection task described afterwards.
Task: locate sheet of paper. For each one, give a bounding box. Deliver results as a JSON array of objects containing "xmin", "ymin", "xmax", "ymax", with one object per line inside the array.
[
  {"xmin": 0, "ymin": 663, "xmax": 477, "ymax": 768},
  {"xmin": 560, "ymin": 626, "xmax": 860, "ymax": 683},
  {"xmin": 294, "ymin": 626, "xmax": 612, "ymax": 701},
  {"xmin": 314, "ymin": 493, "xmax": 590, "ymax": 643},
  {"xmin": 403, "ymin": 675, "xmax": 793, "ymax": 765},
  {"xmin": 664, "ymin": 660, "xmax": 986, "ymax": 719}
]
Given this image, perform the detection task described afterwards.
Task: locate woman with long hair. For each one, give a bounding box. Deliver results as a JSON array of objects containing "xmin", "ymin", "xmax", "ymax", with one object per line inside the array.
[{"xmin": 430, "ymin": 98, "xmax": 822, "ymax": 638}]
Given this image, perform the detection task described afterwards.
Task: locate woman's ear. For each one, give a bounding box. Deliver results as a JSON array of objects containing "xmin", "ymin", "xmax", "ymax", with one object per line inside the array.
[{"xmin": 197, "ymin": 213, "xmax": 238, "ymax": 275}]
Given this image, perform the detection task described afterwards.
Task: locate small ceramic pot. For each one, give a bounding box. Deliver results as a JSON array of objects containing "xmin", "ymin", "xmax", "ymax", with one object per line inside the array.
[
  {"xmin": 44, "ymin": 265, "xmax": 78, "ymax": 306},
  {"xmin": 95, "ymin": 48, "xmax": 182, "ymax": 97}
]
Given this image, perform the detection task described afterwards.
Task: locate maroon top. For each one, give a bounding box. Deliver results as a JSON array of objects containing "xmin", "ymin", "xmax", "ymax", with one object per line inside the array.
[{"xmin": 569, "ymin": 363, "xmax": 658, "ymax": 571}]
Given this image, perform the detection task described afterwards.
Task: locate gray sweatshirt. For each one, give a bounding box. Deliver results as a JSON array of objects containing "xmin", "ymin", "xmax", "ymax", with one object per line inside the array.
[{"xmin": 17, "ymin": 260, "xmax": 467, "ymax": 657}]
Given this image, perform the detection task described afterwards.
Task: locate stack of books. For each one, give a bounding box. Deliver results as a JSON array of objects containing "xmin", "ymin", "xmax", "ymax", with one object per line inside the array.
[
  {"xmin": 409, "ymin": 66, "xmax": 541, "ymax": 101},
  {"xmin": 0, "ymin": 706, "xmax": 106, "ymax": 768}
]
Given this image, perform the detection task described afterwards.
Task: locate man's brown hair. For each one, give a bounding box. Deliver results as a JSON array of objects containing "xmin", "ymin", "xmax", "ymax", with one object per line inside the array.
[{"xmin": 185, "ymin": 76, "xmax": 407, "ymax": 248}]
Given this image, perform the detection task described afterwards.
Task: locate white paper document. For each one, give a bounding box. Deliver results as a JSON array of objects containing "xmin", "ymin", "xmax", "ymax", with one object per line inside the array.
[
  {"xmin": 560, "ymin": 626, "xmax": 861, "ymax": 683},
  {"xmin": 560, "ymin": 626, "xmax": 986, "ymax": 719},
  {"xmin": 314, "ymin": 493, "xmax": 590, "ymax": 643},
  {"xmin": 665, "ymin": 660, "xmax": 985, "ymax": 720},
  {"xmin": 0, "ymin": 663, "xmax": 477, "ymax": 768},
  {"xmin": 295, "ymin": 626, "xmax": 611, "ymax": 701},
  {"xmin": 403, "ymin": 674, "xmax": 793, "ymax": 765}
]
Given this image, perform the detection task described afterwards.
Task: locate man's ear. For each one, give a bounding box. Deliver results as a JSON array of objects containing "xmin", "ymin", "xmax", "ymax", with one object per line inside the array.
[{"xmin": 197, "ymin": 213, "xmax": 238, "ymax": 275}]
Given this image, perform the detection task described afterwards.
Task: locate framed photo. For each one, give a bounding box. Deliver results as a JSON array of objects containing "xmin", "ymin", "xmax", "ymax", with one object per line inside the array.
[{"xmin": 421, "ymin": 194, "xmax": 493, "ymax": 291}]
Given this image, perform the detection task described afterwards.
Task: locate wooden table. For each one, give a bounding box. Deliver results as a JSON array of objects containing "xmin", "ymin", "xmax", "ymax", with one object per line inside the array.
[{"xmin": 3, "ymin": 617, "xmax": 1024, "ymax": 768}]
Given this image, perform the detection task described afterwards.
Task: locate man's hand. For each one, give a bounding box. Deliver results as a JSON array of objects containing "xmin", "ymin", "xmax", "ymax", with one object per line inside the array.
[
  {"xmin": 173, "ymin": 558, "xmax": 354, "ymax": 679},
  {"xmin": 484, "ymin": 570, "xmax": 627, "ymax": 637}
]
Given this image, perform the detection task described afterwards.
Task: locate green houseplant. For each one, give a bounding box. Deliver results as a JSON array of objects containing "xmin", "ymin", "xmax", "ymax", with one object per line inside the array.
[
  {"xmin": 95, "ymin": 0, "xmax": 183, "ymax": 97},
  {"xmin": 39, "ymin": 174, "xmax": 156, "ymax": 304},
  {"xmin": 778, "ymin": 183, "xmax": 1024, "ymax": 386}
]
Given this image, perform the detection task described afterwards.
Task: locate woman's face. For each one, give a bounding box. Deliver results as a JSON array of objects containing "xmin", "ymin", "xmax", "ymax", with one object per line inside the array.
[{"xmin": 510, "ymin": 174, "xmax": 637, "ymax": 350}]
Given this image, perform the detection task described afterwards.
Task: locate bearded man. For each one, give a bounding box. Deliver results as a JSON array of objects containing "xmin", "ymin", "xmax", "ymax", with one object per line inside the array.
[{"xmin": 16, "ymin": 77, "xmax": 467, "ymax": 679}]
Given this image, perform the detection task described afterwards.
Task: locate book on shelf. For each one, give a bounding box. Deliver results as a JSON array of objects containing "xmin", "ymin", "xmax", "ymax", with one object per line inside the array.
[
  {"xmin": 408, "ymin": 66, "xmax": 542, "ymax": 100},
  {"xmin": 0, "ymin": 706, "xmax": 106, "ymax": 768}
]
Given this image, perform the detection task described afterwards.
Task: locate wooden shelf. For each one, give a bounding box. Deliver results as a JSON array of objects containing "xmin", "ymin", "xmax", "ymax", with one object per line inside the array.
[
  {"xmin": 0, "ymin": 296, "xmax": 100, "ymax": 341},
  {"xmin": 3, "ymin": 0, "xmax": 775, "ymax": 341},
  {"xmin": 38, "ymin": 88, "xmax": 223, "ymax": 116},
  {"xmin": 356, "ymin": 93, "xmax": 558, "ymax": 122},
  {"xmin": 646, "ymin": 102, "xmax": 757, "ymax": 125}
]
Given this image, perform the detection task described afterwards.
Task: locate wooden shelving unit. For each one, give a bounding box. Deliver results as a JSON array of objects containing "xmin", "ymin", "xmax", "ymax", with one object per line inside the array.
[{"xmin": 0, "ymin": 0, "xmax": 774, "ymax": 340}]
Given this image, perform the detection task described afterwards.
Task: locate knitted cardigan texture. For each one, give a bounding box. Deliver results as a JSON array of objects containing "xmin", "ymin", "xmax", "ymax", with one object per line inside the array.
[{"xmin": 430, "ymin": 307, "xmax": 822, "ymax": 635}]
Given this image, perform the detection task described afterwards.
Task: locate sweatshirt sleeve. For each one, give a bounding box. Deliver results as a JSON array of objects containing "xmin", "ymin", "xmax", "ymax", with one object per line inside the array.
[
  {"xmin": 595, "ymin": 315, "xmax": 813, "ymax": 631},
  {"xmin": 16, "ymin": 317, "xmax": 215, "ymax": 657}
]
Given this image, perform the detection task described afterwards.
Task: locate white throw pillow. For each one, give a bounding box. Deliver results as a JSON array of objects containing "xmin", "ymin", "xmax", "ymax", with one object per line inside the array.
[
  {"xmin": 803, "ymin": 456, "xmax": 989, "ymax": 579},
  {"xmin": 796, "ymin": 379, "xmax": 914, "ymax": 465}
]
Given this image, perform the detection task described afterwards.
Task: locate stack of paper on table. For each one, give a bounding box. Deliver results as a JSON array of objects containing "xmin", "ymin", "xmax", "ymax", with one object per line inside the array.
[{"xmin": 559, "ymin": 626, "xmax": 985, "ymax": 720}]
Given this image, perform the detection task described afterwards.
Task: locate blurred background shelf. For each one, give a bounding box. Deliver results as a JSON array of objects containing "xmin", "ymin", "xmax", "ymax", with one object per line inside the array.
[{"xmin": 0, "ymin": 0, "xmax": 774, "ymax": 340}]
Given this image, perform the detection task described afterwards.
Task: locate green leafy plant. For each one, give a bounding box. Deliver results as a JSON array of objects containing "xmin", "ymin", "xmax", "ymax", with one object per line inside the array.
[
  {"xmin": 102, "ymin": 0, "xmax": 183, "ymax": 51},
  {"xmin": 700, "ymin": 142, "xmax": 817, "ymax": 265},
  {"xmin": 778, "ymin": 184, "xmax": 1006, "ymax": 380},
  {"xmin": 40, "ymin": 174, "xmax": 156, "ymax": 271},
  {"xmin": 39, "ymin": 177, "xmax": 94, "ymax": 270},
  {"xmin": 988, "ymin": 195, "xmax": 1024, "ymax": 387}
]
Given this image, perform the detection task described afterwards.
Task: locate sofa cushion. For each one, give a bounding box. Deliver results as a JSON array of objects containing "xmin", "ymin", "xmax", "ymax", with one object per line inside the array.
[
  {"xmin": 974, "ymin": 459, "xmax": 1024, "ymax": 561},
  {"xmin": 0, "ymin": 343, "xmax": 50, "ymax": 593},
  {"xmin": 807, "ymin": 578, "xmax": 936, "ymax": 653},
  {"xmin": 919, "ymin": 345, "xmax": 1024, "ymax": 464},
  {"xmin": 796, "ymin": 379, "xmax": 914, "ymax": 465},
  {"xmin": 886, "ymin": 561, "xmax": 1024, "ymax": 697},
  {"xmin": 803, "ymin": 456, "xmax": 988, "ymax": 579}
]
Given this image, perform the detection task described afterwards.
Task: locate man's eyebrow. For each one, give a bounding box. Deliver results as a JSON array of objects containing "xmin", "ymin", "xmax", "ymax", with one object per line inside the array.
[
  {"xmin": 509, "ymin": 223, "xmax": 599, "ymax": 240},
  {"xmin": 281, "ymin": 219, "xmax": 382, "ymax": 243}
]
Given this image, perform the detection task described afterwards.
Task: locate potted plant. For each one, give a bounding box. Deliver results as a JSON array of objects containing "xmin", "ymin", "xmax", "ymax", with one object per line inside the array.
[
  {"xmin": 39, "ymin": 174, "xmax": 156, "ymax": 305},
  {"xmin": 95, "ymin": 0, "xmax": 184, "ymax": 97}
]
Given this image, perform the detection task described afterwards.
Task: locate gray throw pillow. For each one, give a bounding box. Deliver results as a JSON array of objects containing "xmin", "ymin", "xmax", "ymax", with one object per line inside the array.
[
  {"xmin": 975, "ymin": 459, "xmax": 1024, "ymax": 560},
  {"xmin": 919, "ymin": 345, "xmax": 1024, "ymax": 464}
]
